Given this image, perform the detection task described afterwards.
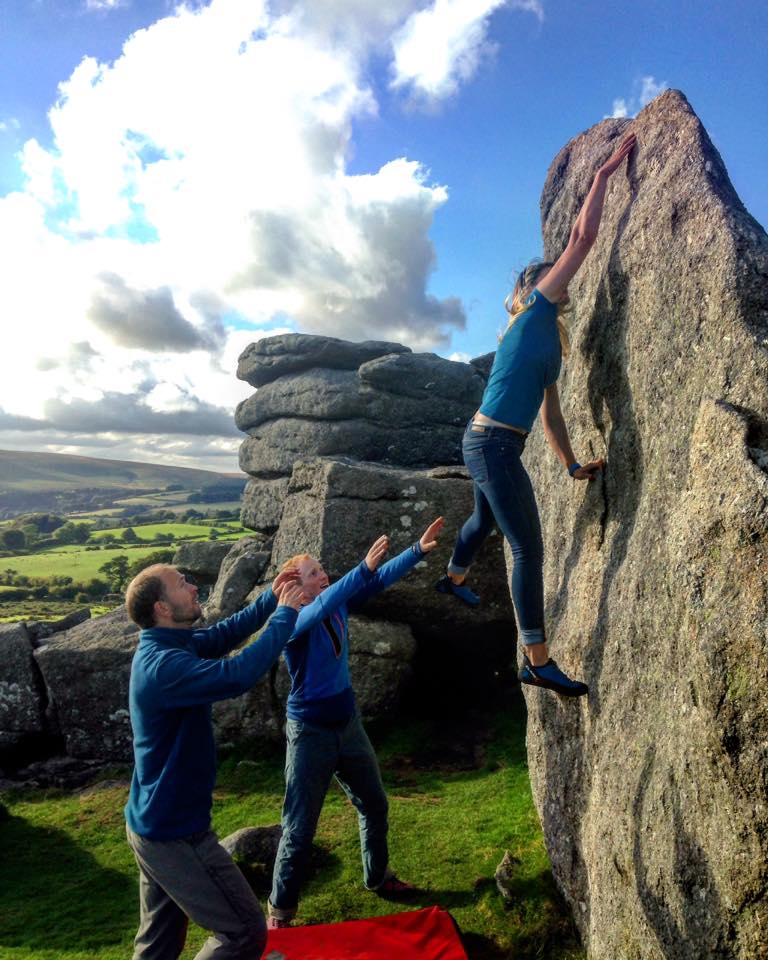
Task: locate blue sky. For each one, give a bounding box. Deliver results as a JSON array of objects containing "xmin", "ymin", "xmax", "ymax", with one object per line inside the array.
[{"xmin": 1, "ymin": 0, "xmax": 765, "ymax": 470}]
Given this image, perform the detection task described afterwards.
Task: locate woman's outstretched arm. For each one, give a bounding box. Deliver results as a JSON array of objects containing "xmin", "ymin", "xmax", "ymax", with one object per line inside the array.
[
  {"xmin": 541, "ymin": 384, "xmax": 604, "ymax": 480},
  {"xmin": 538, "ymin": 131, "xmax": 636, "ymax": 304}
]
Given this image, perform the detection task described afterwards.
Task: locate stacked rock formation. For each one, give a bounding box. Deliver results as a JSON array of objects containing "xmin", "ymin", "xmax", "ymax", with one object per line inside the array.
[
  {"xmin": 236, "ymin": 335, "xmax": 489, "ymax": 531},
  {"xmin": 520, "ymin": 90, "xmax": 768, "ymax": 958},
  {"xmin": 232, "ymin": 333, "xmax": 516, "ymax": 714}
]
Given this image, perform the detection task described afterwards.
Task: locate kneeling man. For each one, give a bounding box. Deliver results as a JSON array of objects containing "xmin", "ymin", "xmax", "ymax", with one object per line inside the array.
[
  {"xmin": 267, "ymin": 518, "xmax": 444, "ymax": 928},
  {"xmin": 124, "ymin": 563, "xmax": 303, "ymax": 960}
]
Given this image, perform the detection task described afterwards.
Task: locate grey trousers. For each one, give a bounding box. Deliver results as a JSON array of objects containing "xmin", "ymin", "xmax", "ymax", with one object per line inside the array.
[{"xmin": 126, "ymin": 824, "xmax": 267, "ymax": 960}]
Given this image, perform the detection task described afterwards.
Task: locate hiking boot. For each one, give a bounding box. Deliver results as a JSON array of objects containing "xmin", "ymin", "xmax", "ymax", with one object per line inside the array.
[
  {"xmin": 519, "ymin": 655, "xmax": 588, "ymax": 697},
  {"xmin": 267, "ymin": 915, "xmax": 293, "ymax": 930},
  {"xmin": 435, "ymin": 575, "xmax": 480, "ymax": 607}
]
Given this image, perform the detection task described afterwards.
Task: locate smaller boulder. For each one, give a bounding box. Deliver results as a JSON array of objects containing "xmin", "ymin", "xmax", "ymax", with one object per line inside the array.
[
  {"xmin": 204, "ymin": 538, "xmax": 273, "ymax": 622},
  {"xmin": 173, "ymin": 541, "xmax": 234, "ymax": 585},
  {"xmin": 221, "ymin": 824, "xmax": 282, "ymax": 867},
  {"xmin": 26, "ymin": 608, "xmax": 91, "ymax": 646}
]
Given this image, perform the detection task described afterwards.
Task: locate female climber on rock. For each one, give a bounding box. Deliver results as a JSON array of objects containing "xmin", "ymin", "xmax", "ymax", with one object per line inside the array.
[{"xmin": 436, "ymin": 130, "xmax": 636, "ymax": 697}]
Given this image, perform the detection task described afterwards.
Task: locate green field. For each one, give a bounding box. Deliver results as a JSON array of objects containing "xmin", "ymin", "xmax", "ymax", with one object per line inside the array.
[
  {"xmin": 1, "ymin": 520, "xmax": 246, "ymax": 585},
  {"xmin": 2, "ymin": 545, "xmax": 179, "ymax": 581},
  {"xmin": 90, "ymin": 522, "xmax": 244, "ymax": 541},
  {"xmin": 0, "ymin": 697, "xmax": 584, "ymax": 960}
]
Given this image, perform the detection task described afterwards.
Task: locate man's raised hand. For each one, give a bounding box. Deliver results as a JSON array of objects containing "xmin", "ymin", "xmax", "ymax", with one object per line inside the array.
[
  {"xmin": 364, "ymin": 534, "xmax": 390, "ymax": 572},
  {"xmin": 277, "ymin": 582, "xmax": 305, "ymax": 611},
  {"xmin": 418, "ymin": 516, "xmax": 444, "ymax": 553},
  {"xmin": 272, "ymin": 568, "xmax": 301, "ymax": 599}
]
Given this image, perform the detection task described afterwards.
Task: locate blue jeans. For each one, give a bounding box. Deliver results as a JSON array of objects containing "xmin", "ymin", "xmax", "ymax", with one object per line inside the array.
[
  {"xmin": 449, "ymin": 421, "xmax": 545, "ymax": 645},
  {"xmin": 269, "ymin": 713, "xmax": 389, "ymax": 917}
]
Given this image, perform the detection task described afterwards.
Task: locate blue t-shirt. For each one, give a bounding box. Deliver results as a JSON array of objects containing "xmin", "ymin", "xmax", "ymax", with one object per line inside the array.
[{"xmin": 479, "ymin": 288, "xmax": 561, "ymax": 432}]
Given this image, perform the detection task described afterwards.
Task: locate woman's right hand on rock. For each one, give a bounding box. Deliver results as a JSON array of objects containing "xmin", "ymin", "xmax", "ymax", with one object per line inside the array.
[{"xmin": 599, "ymin": 132, "xmax": 637, "ymax": 178}]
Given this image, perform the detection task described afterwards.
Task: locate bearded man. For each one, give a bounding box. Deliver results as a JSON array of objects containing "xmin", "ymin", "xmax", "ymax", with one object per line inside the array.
[{"xmin": 124, "ymin": 563, "xmax": 303, "ymax": 960}]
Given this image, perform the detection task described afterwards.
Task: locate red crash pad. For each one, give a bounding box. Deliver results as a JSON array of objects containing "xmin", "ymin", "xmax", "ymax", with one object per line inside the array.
[{"xmin": 264, "ymin": 906, "xmax": 468, "ymax": 960}]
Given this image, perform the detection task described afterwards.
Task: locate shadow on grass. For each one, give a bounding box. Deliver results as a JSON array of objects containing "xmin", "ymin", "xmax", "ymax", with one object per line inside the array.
[{"xmin": 0, "ymin": 810, "xmax": 135, "ymax": 953}]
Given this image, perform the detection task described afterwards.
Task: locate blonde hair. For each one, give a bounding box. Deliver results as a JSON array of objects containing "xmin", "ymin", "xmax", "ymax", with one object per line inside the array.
[{"xmin": 503, "ymin": 259, "xmax": 571, "ymax": 358}]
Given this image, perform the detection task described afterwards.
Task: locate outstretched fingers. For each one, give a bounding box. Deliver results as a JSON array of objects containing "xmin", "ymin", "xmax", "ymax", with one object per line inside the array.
[
  {"xmin": 364, "ymin": 534, "xmax": 390, "ymax": 571},
  {"xmin": 601, "ymin": 132, "xmax": 637, "ymax": 176},
  {"xmin": 419, "ymin": 516, "xmax": 445, "ymax": 553}
]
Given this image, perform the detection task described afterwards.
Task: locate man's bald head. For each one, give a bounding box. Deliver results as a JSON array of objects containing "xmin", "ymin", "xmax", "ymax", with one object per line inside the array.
[{"xmin": 125, "ymin": 564, "xmax": 178, "ymax": 629}]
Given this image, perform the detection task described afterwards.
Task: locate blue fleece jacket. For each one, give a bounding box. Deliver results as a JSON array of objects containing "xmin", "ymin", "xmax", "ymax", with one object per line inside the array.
[
  {"xmin": 284, "ymin": 543, "xmax": 425, "ymax": 726},
  {"xmin": 125, "ymin": 590, "xmax": 298, "ymax": 840}
]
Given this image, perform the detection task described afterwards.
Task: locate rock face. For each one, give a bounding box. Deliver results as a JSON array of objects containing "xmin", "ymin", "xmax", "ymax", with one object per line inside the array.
[
  {"xmin": 203, "ymin": 537, "xmax": 272, "ymax": 621},
  {"xmin": 520, "ymin": 90, "xmax": 768, "ymax": 958}
]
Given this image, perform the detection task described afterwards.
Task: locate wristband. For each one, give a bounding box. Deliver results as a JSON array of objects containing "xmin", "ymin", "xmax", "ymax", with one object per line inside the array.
[{"xmin": 568, "ymin": 461, "xmax": 582, "ymax": 478}]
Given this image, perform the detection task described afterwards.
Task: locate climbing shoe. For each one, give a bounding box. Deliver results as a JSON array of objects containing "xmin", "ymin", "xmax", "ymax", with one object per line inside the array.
[
  {"xmin": 519, "ymin": 655, "xmax": 588, "ymax": 697},
  {"xmin": 435, "ymin": 575, "xmax": 480, "ymax": 607},
  {"xmin": 267, "ymin": 916, "xmax": 293, "ymax": 929}
]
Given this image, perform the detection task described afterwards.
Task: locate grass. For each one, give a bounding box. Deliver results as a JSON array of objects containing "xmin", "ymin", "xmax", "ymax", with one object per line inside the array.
[
  {"xmin": 0, "ymin": 695, "xmax": 584, "ymax": 960},
  {"xmin": 89, "ymin": 521, "xmax": 244, "ymax": 541},
  {"xmin": 1, "ymin": 545, "xmax": 176, "ymax": 581},
  {"xmin": 0, "ymin": 600, "xmax": 120, "ymax": 623}
]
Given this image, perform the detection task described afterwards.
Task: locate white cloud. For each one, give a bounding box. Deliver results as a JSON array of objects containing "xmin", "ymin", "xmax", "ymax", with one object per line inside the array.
[
  {"xmin": 391, "ymin": 0, "xmax": 541, "ymax": 101},
  {"xmin": 639, "ymin": 75, "xmax": 667, "ymax": 106},
  {"xmin": 85, "ymin": 0, "xmax": 128, "ymax": 10},
  {"xmin": 271, "ymin": 0, "xmax": 418, "ymax": 54},
  {"xmin": 2, "ymin": 0, "xmax": 512, "ymax": 467},
  {"xmin": 609, "ymin": 98, "xmax": 629, "ymax": 119},
  {"xmin": 607, "ymin": 75, "xmax": 667, "ymax": 119}
]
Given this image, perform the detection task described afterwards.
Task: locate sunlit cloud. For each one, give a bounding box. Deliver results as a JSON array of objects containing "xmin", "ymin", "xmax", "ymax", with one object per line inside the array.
[
  {"xmin": 0, "ymin": 0, "xmax": 507, "ymax": 467},
  {"xmin": 607, "ymin": 74, "xmax": 668, "ymax": 119},
  {"xmin": 391, "ymin": 0, "xmax": 542, "ymax": 102}
]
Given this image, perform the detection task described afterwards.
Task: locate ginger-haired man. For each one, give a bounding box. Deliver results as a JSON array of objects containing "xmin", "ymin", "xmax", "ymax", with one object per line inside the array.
[
  {"xmin": 124, "ymin": 562, "xmax": 303, "ymax": 960},
  {"xmin": 267, "ymin": 518, "xmax": 444, "ymax": 928}
]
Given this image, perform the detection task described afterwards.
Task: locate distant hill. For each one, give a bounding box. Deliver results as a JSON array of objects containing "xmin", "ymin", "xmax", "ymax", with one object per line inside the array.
[{"xmin": 0, "ymin": 449, "xmax": 246, "ymax": 517}]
